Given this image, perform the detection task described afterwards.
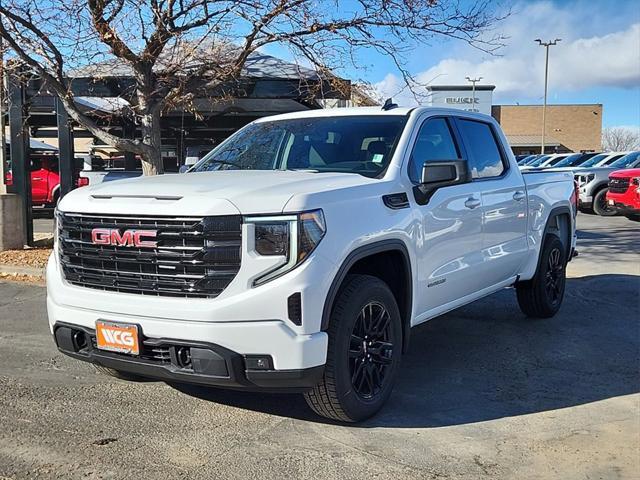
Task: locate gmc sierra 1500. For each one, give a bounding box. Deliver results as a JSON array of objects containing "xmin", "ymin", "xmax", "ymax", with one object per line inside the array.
[{"xmin": 48, "ymin": 106, "xmax": 577, "ymax": 422}]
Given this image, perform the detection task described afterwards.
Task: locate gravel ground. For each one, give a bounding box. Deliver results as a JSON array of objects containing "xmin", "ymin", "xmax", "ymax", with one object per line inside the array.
[
  {"xmin": 0, "ymin": 248, "xmax": 51, "ymax": 269},
  {"xmin": 0, "ymin": 213, "xmax": 638, "ymax": 479}
]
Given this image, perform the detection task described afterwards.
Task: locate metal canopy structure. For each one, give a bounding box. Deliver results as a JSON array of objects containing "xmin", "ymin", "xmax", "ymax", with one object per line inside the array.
[{"xmin": 4, "ymin": 53, "xmax": 349, "ymax": 246}]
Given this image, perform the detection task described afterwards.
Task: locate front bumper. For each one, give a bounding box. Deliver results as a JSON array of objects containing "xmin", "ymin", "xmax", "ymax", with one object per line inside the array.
[
  {"xmin": 47, "ymin": 291, "xmax": 328, "ymax": 373},
  {"xmin": 578, "ymin": 193, "xmax": 592, "ymax": 208},
  {"xmin": 52, "ymin": 321, "xmax": 324, "ymax": 391}
]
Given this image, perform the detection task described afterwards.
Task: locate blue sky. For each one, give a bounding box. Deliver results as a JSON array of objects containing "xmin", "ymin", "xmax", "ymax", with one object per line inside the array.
[{"xmin": 266, "ymin": 0, "xmax": 640, "ymax": 129}]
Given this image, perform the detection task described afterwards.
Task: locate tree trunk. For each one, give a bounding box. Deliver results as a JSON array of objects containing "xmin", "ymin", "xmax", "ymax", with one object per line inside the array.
[{"xmin": 139, "ymin": 108, "xmax": 164, "ymax": 176}]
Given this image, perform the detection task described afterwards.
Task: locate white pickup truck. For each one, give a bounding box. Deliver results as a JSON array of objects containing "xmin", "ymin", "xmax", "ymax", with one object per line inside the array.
[{"xmin": 48, "ymin": 106, "xmax": 577, "ymax": 422}]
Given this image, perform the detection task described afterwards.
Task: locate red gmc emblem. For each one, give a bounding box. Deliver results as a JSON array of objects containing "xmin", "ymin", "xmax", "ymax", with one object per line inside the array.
[{"xmin": 91, "ymin": 228, "xmax": 158, "ymax": 248}]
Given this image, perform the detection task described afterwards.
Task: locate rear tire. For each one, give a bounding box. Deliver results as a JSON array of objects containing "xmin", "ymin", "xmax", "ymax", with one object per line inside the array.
[
  {"xmin": 516, "ymin": 236, "xmax": 567, "ymax": 318},
  {"xmin": 304, "ymin": 274, "xmax": 402, "ymax": 422},
  {"xmin": 593, "ymin": 188, "xmax": 617, "ymax": 216},
  {"xmin": 94, "ymin": 365, "xmax": 148, "ymax": 382}
]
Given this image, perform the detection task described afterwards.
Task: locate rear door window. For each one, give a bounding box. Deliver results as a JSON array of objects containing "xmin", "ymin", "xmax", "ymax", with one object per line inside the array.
[{"xmin": 457, "ymin": 119, "xmax": 506, "ymax": 179}]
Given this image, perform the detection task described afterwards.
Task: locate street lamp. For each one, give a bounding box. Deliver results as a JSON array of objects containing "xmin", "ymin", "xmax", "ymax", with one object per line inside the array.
[
  {"xmin": 465, "ymin": 76, "xmax": 482, "ymax": 112},
  {"xmin": 535, "ymin": 38, "xmax": 561, "ymax": 154}
]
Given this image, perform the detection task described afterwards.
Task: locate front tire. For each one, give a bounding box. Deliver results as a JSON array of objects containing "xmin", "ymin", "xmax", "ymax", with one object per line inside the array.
[
  {"xmin": 304, "ymin": 274, "xmax": 402, "ymax": 422},
  {"xmin": 593, "ymin": 188, "xmax": 617, "ymax": 216},
  {"xmin": 516, "ymin": 236, "xmax": 567, "ymax": 318}
]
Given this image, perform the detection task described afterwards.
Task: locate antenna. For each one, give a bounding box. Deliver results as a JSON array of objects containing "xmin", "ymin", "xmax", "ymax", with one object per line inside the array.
[{"xmin": 382, "ymin": 98, "xmax": 398, "ymax": 111}]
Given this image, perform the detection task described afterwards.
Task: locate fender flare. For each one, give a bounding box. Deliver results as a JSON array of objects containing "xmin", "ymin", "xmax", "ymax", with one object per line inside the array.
[
  {"xmin": 50, "ymin": 184, "xmax": 60, "ymax": 204},
  {"xmin": 523, "ymin": 205, "xmax": 573, "ymax": 281},
  {"xmin": 321, "ymin": 239, "xmax": 413, "ymax": 352},
  {"xmin": 544, "ymin": 205, "xmax": 572, "ymax": 257}
]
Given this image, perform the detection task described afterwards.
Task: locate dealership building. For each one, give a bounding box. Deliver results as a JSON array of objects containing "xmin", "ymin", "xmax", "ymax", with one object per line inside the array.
[
  {"xmin": 426, "ymin": 85, "xmax": 603, "ymax": 155},
  {"xmin": 16, "ymin": 79, "xmax": 603, "ymax": 170}
]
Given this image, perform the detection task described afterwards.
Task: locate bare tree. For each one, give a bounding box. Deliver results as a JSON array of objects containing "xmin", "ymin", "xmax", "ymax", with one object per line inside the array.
[
  {"xmin": 0, "ymin": 0, "xmax": 506, "ymax": 175},
  {"xmin": 602, "ymin": 126, "xmax": 640, "ymax": 152}
]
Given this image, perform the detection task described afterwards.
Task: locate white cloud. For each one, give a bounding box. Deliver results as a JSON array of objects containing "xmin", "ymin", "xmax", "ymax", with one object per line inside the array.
[{"xmin": 375, "ymin": 1, "xmax": 640, "ymax": 106}]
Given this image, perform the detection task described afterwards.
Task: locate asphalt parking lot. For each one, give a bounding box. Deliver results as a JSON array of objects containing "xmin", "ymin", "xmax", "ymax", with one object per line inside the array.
[{"xmin": 0, "ymin": 213, "xmax": 638, "ymax": 480}]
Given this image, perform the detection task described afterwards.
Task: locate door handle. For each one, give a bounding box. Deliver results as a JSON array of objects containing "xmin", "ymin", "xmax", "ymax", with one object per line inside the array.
[
  {"xmin": 464, "ymin": 197, "xmax": 481, "ymax": 209},
  {"xmin": 513, "ymin": 191, "xmax": 526, "ymax": 202},
  {"xmin": 33, "ymin": 177, "xmax": 43, "ymax": 181}
]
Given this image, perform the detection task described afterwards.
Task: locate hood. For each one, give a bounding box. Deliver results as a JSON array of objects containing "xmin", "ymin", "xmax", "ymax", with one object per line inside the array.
[
  {"xmin": 544, "ymin": 166, "xmax": 581, "ymax": 173},
  {"xmin": 610, "ymin": 168, "xmax": 640, "ymax": 179},
  {"xmin": 574, "ymin": 166, "xmax": 618, "ymax": 176},
  {"xmin": 59, "ymin": 170, "xmax": 377, "ymax": 216}
]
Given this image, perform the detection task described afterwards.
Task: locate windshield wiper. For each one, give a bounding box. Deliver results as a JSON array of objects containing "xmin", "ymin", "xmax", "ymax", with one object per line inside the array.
[
  {"xmin": 285, "ymin": 167, "xmax": 319, "ymax": 172},
  {"xmin": 203, "ymin": 159, "xmax": 244, "ymax": 170}
]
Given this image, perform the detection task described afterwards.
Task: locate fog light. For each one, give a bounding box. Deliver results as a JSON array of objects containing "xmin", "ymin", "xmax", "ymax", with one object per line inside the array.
[
  {"xmin": 176, "ymin": 346, "xmax": 192, "ymax": 368},
  {"xmin": 72, "ymin": 330, "xmax": 87, "ymax": 351},
  {"xmin": 245, "ymin": 355, "xmax": 273, "ymax": 370}
]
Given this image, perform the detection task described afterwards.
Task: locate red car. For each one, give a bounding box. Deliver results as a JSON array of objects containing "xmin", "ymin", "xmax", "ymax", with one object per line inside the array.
[
  {"xmin": 607, "ymin": 168, "xmax": 640, "ymax": 221},
  {"xmin": 5, "ymin": 155, "xmax": 63, "ymax": 207}
]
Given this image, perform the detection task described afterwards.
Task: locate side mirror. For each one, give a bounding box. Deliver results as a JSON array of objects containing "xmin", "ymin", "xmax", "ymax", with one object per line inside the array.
[
  {"xmin": 415, "ymin": 160, "xmax": 471, "ymax": 205},
  {"xmin": 178, "ymin": 165, "xmax": 190, "ymax": 174}
]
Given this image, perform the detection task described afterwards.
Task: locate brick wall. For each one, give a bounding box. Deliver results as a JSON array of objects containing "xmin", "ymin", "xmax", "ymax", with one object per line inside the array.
[{"xmin": 492, "ymin": 104, "xmax": 603, "ymax": 152}]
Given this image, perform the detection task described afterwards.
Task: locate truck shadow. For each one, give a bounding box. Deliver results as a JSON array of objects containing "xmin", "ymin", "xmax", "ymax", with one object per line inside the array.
[
  {"xmin": 577, "ymin": 226, "xmax": 639, "ymax": 256},
  {"xmin": 170, "ymin": 273, "xmax": 640, "ymax": 427}
]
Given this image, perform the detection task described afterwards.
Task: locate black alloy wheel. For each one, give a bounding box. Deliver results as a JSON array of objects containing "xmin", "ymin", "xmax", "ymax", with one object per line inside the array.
[
  {"xmin": 544, "ymin": 246, "xmax": 564, "ymax": 307},
  {"xmin": 349, "ymin": 301, "xmax": 394, "ymax": 399}
]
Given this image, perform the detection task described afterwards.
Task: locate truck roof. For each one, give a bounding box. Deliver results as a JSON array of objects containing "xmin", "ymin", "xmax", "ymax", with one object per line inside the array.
[{"xmin": 255, "ymin": 106, "xmax": 496, "ymax": 122}]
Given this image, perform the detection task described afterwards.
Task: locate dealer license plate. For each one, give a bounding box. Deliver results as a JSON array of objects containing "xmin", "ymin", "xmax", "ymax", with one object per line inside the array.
[{"xmin": 95, "ymin": 320, "xmax": 140, "ymax": 355}]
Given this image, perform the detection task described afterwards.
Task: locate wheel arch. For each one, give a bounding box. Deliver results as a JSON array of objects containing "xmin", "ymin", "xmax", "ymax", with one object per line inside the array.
[
  {"xmin": 321, "ymin": 240, "xmax": 413, "ymax": 353},
  {"xmin": 50, "ymin": 184, "xmax": 61, "ymax": 205},
  {"xmin": 538, "ymin": 205, "xmax": 572, "ymax": 273},
  {"xmin": 591, "ymin": 181, "xmax": 609, "ymax": 195}
]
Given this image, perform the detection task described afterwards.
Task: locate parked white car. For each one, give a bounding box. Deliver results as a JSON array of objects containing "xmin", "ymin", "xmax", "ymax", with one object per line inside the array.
[
  {"xmin": 49, "ymin": 106, "xmax": 577, "ymax": 422},
  {"xmin": 520, "ymin": 153, "xmax": 578, "ymax": 171}
]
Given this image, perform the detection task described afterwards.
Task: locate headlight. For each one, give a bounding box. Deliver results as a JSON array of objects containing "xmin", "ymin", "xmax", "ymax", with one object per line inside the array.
[
  {"xmin": 255, "ymin": 222, "xmax": 290, "ymax": 256},
  {"xmin": 246, "ymin": 209, "xmax": 326, "ymax": 286}
]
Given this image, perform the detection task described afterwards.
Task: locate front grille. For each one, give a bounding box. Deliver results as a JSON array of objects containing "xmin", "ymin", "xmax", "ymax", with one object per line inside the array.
[
  {"xmin": 608, "ymin": 177, "xmax": 630, "ymax": 194},
  {"xmin": 58, "ymin": 212, "xmax": 242, "ymax": 298}
]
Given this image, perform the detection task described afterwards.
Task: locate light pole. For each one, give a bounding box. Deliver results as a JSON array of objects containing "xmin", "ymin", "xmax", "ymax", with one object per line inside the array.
[
  {"xmin": 465, "ymin": 76, "xmax": 482, "ymax": 112},
  {"xmin": 535, "ymin": 38, "xmax": 561, "ymax": 154}
]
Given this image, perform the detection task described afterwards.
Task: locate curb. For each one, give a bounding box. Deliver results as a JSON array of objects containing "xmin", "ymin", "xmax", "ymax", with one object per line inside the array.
[{"xmin": 0, "ymin": 263, "xmax": 46, "ymax": 277}]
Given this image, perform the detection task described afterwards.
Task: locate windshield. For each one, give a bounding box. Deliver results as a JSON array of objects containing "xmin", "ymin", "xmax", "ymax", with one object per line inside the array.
[
  {"xmin": 608, "ymin": 152, "xmax": 640, "ymax": 169},
  {"xmin": 518, "ymin": 155, "xmax": 535, "ymax": 165},
  {"xmin": 527, "ymin": 155, "xmax": 550, "ymax": 167},
  {"xmin": 553, "ymin": 153, "xmax": 583, "ymax": 168},
  {"xmin": 580, "ymin": 153, "xmax": 608, "ymax": 168},
  {"xmin": 546, "ymin": 155, "xmax": 569, "ymax": 166},
  {"xmin": 191, "ymin": 116, "xmax": 408, "ymax": 177}
]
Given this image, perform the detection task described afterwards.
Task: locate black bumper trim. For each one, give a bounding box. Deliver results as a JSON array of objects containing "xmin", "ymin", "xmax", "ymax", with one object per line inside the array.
[
  {"xmin": 610, "ymin": 203, "xmax": 640, "ymax": 216},
  {"xmin": 53, "ymin": 322, "xmax": 324, "ymax": 392}
]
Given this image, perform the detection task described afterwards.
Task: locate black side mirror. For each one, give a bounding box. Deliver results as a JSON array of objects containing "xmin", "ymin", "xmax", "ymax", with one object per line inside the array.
[
  {"xmin": 178, "ymin": 165, "xmax": 190, "ymax": 174},
  {"xmin": 414, "ymin": 159, "xmax": 471, "ymax": 205}
]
